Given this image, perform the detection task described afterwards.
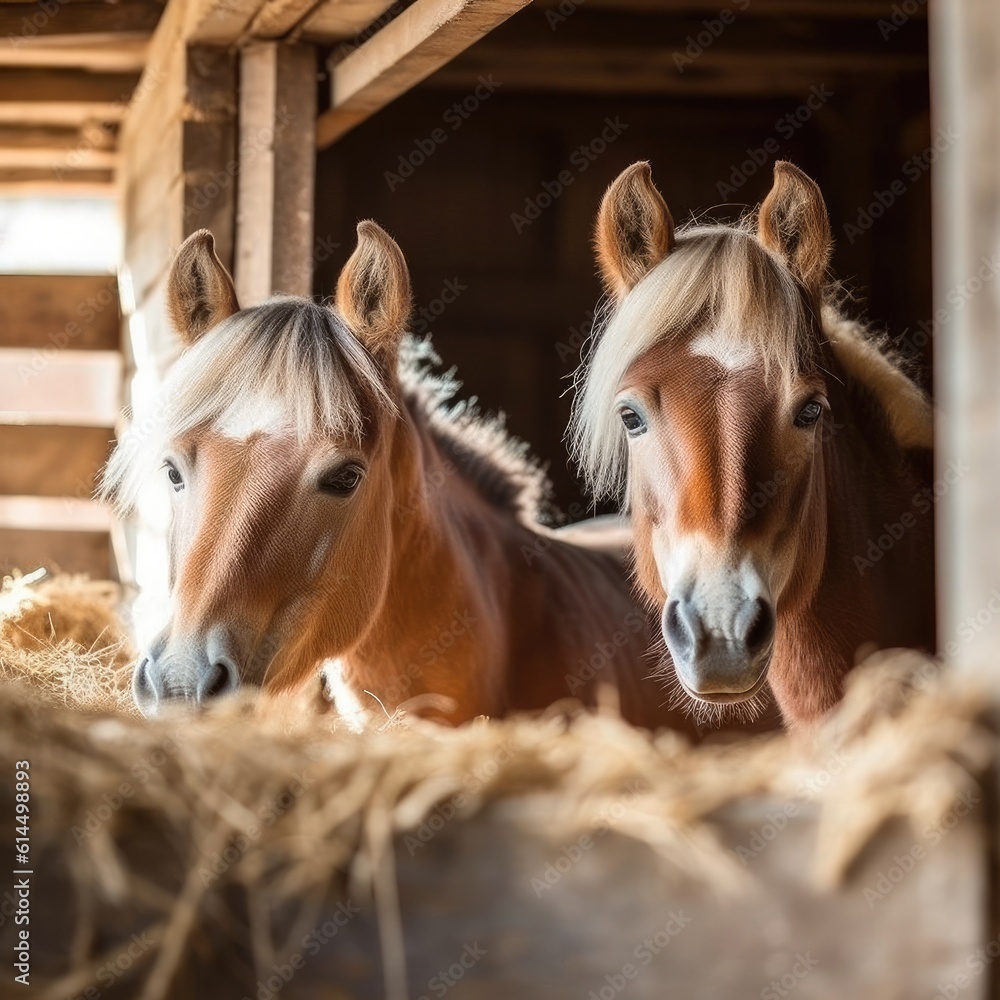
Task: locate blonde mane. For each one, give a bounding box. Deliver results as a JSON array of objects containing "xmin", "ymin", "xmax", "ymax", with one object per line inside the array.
[
  {"xmin": 570, "ymin": 220, "xmax": 932, "ymax": 498},
  {"xmin": 571, "ymin": 222, "xmax": 812, "ymax": 498},
  {"xmin": 101, "ymin": 298, "xmax": 394, "ymax": 513},
  {"xmin": 101, "ymin": 299, "xmax": 552, "ymax": 524}
]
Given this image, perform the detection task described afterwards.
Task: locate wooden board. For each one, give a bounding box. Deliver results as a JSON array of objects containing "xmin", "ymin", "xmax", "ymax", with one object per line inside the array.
[
  {"xmin": 0, "ymin": 146, "xmax": 115, "ymax": 169},
  {"xmin": 0, "ymin": 170, "xmax": 113, "ymax": 192},
  {"xmin": 0, "ymin": 0, "xmax": 163, "ymax": 36},
  {"xmin": 235, "ymin": 42, "xmax": 317, "ymax": 303},
  {"xmin": 0, "ymin": 425, "xmax": 113, "ymax": 498},
  {"xmin": 0, "ymin": 349, "xmax": 121, "ymax": 426},
  {"xmin": 930, "ymin": 0, "xmax": 1000, "ymax": 663},
  {"xmin": 298, "ymin": 0, "xmax": 399, "ymax": 43},
  {"xmin": 0, "ymin": 274, "xmax": 119, "ymax": 351},
  {"xmin": 9, "ymin": 795, "xmax": 987, "ymax": 998},
  {"xmin": 246, "ymin": 0, "xmax": 324, "ymax": 39},
  {"xmin": 0, "ymin": 102, "xmax": 124, "ymax": 126},
  {"xmin": 0, "ymin": 496, "xmax": 111, "ymax": 531},
  {"xmin": 120, "ymin": 39, "xmax": 237, "ymax": 315},
  {"xmin": 0, "ymin": 34, "xmax": 149, "ymax": 72},
  {"xmin": 0, "ymin": 67, "xmax": 139, "ymax": 103},
  {"xmin": 0, "ymin": 124, "xmax": 116, "ymax": 151},
  {"xmin": 0, "ymin": 526, "xmax": 112, "ymax": 576},
  {"xmin": 316, "ymin": 0, "xmax": 534, "ymax": 147},
  {"xmin": 536, "ymin": 0, "xmax": 925, "ymax": 14},
  {"xmin": 184, "ymin": 0, "xmax": 268, "ymax": 44}
]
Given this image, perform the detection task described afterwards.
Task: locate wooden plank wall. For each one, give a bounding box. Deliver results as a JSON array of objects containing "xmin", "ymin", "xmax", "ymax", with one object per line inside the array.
[
  {"xmin": 114, "ymin": 1, "xmax": 238, "ymax": 595},
  {"xmin": 931, "ymin": 0, "xmax": 1000, "ymax": 670},
  {"xmin": 15, "ymin": 797, "xmax": 988, "ymax": 998},
  {"xmin": 118, "ymin": 38, "xmax": 237, "ymax": 370},
  {"xmin": 0, "ymin": 274, "xmax": 119, "ymax": 578}
]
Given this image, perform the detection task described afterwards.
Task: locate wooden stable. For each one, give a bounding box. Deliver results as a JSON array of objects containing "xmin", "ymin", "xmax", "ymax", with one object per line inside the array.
[
  {"xmin": 0, "ymin": 0, "xmax": 998, "ymax": 997},
  {"xmin": 0, "ymin": 274, "xmax": 119, "ymax": 577}
]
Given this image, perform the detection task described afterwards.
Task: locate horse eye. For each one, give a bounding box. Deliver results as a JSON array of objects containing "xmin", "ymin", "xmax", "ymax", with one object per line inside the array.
[
  {"xmin": 794, "ymin": 400, "xmax": 823, "ymax": 428},
  {"xmin": 319, "ymin": 463, "xmax": 365, "ymax": 496},
  {"xmin": 164, "ymin": 462, "xmax": 184, "ymax": 491},
  {"xmin": 619, "ymin": 407, "xmax": 647, "ymax": 436}
]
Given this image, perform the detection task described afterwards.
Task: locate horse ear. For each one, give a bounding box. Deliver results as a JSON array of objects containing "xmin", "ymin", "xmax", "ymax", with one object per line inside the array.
[
  {"xmin": 595, "ymin": 161, "xmax": 674, "ymax": 301},
  {"xmin": 757, "ymin": 161, "xmax": 832, "ymax": 295},
  {"xmin": 166, "ymin": 230, "xmax": 240, "ymax": 346},
  {"xmin": 336, "ymin": 220, "xmax": 412, "ymax": 357}
]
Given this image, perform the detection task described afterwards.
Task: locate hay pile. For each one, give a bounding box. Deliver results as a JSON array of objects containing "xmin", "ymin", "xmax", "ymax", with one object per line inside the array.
[
  {"xmin": 0, "ymin": 570, "xmax": 135, "ymax": 714},
  {"xmin": 0, "ymin": 575, "xmax": 993, "ymax": 1000}
]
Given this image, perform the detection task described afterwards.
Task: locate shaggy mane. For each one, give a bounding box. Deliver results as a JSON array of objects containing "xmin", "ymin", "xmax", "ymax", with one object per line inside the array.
[
  {"xmin": 398, "ymin": 339, "xmax": 554, "ymax": 525},
  {"xmin": 570, "ymin": 219, "xmax": 931, "ymax": 499},
  {"xmin": 101, "ymin": 298, "xmax": 553, "ymax": 525}
]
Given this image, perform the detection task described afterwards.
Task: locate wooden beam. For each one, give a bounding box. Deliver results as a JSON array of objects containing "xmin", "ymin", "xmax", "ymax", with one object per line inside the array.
[
  {"xmin": 298, "ymin": 0, "xmax": 399, "ymax": 43},
  {"xmin": 931, "ymin": 0, "xmax": 1000, "ymax": 668},
  {"xmin": 0, "ymin": 180, "xmax": 112, "ymax": 195},
  {"xmin": 0, "ymin": 147, "xmax": 116, "ymax": 170},
  {"xmin": 120, "ymin": 40, "xmax": 237, "ymax": 313},
  {"xmin": 184, "ymin": 0, "xmax": 268, "ymax": 44},
  {"xmin": 235, "ymin": 42, "xmax": 316, "ymax": 303},
  {"xmin": 0, "ymin": 124, "xmax": 114, "ymax": 150},
  {"xmin": 0, "ymin": 167, "xmax": 112, "ymax": 185},
  {"xmin": 0, "ymin": 496, "xmax": 111, "ymax": 532},
  {"xmin": 0, "ymin": 35, "xmax": 149, "ymax": 72},
  {"xmin": 0, "ymin": 67, "xmax": 139, "ymax": 103},
  {"xmin": 0, "ymin": 275, "xmax": 120, "ymax": 352},
  {"xmin": 0, "ymin": 527, "xmax": 112, "ymax": 577},
  {"xmin": 0, "ymin": 0, "xmax": 163, "ymax": 37},
  {"xmin": 316, "ymin": 0, "xmax": 532, "ymax": 148},
  {"xmin": 537, "ymin": 0, "xmax": 926, "ymax": 14},
  {"xmin": 246, "ymin": 0, "xmax": 325, "ymax": 39},
  {"xmin": 0, "ymin": 425, "xmax": 113, "ymax": 498},
  {"xmin": 0, "ymin": 103, "xmax": 125, "ymax": 126},
  {"xmin": 0, "ymin": 349, "xmax": 121, "ymax": 427}
]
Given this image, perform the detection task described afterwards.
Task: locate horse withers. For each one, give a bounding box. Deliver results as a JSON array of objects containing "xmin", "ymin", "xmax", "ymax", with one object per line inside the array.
[
  {"xmin": 103, "ymin": 222, "xmax": 702, "ymax": 733},
  {"xmin": 571, "ymin": 160, "xmax": 935, "ymax": 726}
]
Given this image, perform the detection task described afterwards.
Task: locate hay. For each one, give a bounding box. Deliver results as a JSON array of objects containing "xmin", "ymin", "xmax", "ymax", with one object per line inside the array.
[
  {"xmin": 0, "ymin": 571, "xmax": 135, "ymax": 715},
  {"xmin": 0, "ymin": 575, "xmax": 993, "ymax": 1000}
]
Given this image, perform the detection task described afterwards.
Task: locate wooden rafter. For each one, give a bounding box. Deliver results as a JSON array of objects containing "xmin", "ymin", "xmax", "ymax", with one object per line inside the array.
[
  {"xmin": 316, "ymin": 0, "xmax": 533, "ymax": 148},
  {"xmin": 0, "ymin": 35, "xmax": 149, "ymax": 72},
  {"xmin": 298, "ymin": 0, "xmax": 398, "ymax": 43},
  {"xmin": 0, "ymin": 0, "xmax": 164, "ymax": 37},
  {"xmin": 0, "ymin": 67, "xmax": 139, "ymax": 104}
]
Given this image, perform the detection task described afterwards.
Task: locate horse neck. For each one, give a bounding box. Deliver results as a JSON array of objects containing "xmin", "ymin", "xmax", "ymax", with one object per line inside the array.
[
  {"xmin": 818, "ymin": 349, "xmax": 932, "ymax": 578},
  {"xmin": 344, "ymin": 399, "xmax": 512, "ymax": 719},
  {"xmin": 772, "ymin": 346, "xmax": 934, "ymax": 722}
]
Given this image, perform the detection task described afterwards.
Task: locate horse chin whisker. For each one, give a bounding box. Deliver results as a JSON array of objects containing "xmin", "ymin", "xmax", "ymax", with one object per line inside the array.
[{"xmin": 646, "ymin": 640, "xmax": 774, "ymax": 730}]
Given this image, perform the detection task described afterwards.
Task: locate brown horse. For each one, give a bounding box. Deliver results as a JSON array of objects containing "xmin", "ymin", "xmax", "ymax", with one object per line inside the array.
[
  {"xmin": 102, "ymin": 222, "xmax": 700, "ymax": 733},
  {"xmin": 571, "ymin": 160, "xmax": 935, "ymax": 727}
]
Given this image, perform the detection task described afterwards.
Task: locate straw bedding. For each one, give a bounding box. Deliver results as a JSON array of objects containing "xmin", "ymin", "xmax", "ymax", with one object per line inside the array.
[{"xmin": 0, "ymin": 573, "xmax": 992, "ymax": 1000}]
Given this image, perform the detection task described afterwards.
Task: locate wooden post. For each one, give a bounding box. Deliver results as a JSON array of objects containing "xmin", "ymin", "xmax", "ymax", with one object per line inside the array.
[
  {"xmin": 234, "ymin": 42, "xmax": 317, "ymax": 305},
  {"xmin": 930, "ymin": 1, "xmax": 1000, "ymax": 672},
  {"xmin": 117, "ymin": 27, "xmax": 237, "ymax": 616}
]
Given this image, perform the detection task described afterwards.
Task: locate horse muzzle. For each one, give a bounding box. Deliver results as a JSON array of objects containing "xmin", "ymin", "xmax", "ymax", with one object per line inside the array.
[
  {"xmin": 133, "ymin": 628, "xmax": 241, "ymax": 717},
  {"xmin": 662, "ymin": 594, "xmax": 774, "ymax": 704}
]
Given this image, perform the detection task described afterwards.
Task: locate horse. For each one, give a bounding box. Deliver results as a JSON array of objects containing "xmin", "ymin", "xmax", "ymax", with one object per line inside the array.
[
  {"xmin": 102, "ymin": 221, "xmax": 703, "ymax": 734},
  {"xmin": 570, "ymin": 160, "xmax": 935, "ymax": 727}
]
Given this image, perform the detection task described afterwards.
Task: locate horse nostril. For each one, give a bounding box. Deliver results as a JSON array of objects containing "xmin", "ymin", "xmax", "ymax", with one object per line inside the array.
[
  {"xmin": 663, "ymin": 599, "xmax": 697, "ymax": 661},
  {"xmin": 133, "ymin": 656, "xmax": 153, "ymax": 701},
  {"xmin": 744, "ymin": 598, "xmax": 775, "ymax": 655},
  {"xmin": 202, "ymin": 659, "xmax": 238, "ymax": 700}
]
